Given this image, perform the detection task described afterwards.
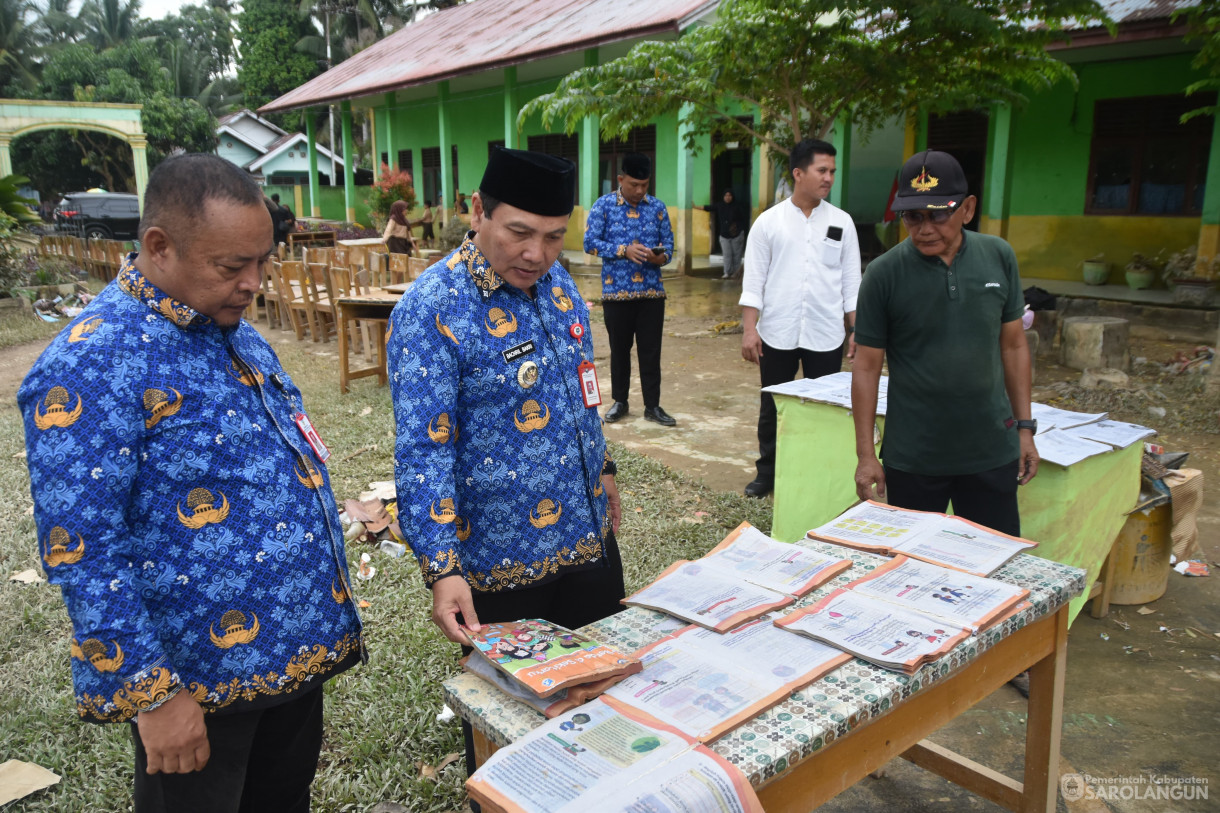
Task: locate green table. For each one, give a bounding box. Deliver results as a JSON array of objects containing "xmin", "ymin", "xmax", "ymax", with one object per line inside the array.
[{"xmin": 771, "ymin": 396, "xmax": 1140, "ymax": 624}]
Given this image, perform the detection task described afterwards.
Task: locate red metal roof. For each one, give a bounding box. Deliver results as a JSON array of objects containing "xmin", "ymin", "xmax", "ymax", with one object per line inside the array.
[{"xmin": 260, "ymin": 0, "xmax": 719, "ymax": 112}]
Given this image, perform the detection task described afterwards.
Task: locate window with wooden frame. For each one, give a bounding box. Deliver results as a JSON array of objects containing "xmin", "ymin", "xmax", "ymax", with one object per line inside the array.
[
  {"xmin": 526, "ymin": 133, "xmax": 579, "ymax": 202},
  {"xmin": 1086, "ymin": 94, "xmax": 1215, "ymax": 216},
  {"xmin": 599, "ymin": 125, "xmax": 657, "ymax": 197}
]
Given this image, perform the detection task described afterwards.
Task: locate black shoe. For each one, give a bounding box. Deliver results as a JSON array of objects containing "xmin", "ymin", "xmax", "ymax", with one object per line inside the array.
[
  {"xmin": 744, "ymin": 478, "xmax": 773, "ymax": 498},
  {"xmin": 1009, "ymin": 671, "xmax": 1030, "ymax": 698},
  {"xmin": 604, "ymin": 402, "xmax": 629, "ymax": 423},
  {"xmin": 643, "ymin": 406, "xmax": 676, "ymax": 427}
]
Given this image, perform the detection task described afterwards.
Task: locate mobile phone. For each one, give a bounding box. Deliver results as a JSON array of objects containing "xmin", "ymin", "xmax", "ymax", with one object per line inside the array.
[{"xmin": 652, "ymin": 246, "xmax": 665, "ymax": 253}]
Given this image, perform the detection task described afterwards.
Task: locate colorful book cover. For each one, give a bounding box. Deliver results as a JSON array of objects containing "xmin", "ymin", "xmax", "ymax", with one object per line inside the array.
[{"xmin": 462, "ymin": 619, "xmax": 642, "ymax": 698}]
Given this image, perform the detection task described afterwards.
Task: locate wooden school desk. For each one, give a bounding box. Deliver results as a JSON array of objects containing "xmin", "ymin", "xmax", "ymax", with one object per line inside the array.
[{"xmin": 444, "ymin": 543, "xmax": 1086, "ymax": 812}]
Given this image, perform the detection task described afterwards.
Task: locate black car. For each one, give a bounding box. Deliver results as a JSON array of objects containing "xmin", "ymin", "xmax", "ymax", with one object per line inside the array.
[{"xmin": 54, "ymin": 192, "xmax": 141, "ymax": 240}]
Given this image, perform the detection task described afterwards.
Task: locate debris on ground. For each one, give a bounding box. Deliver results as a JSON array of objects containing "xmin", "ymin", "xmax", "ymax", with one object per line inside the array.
[
  {"xmin": 356, "ymin": 552, "xmax": 376, "ymax": 582},
  {"xmin": 8, "ymin": 569, "xmax": 44, "ymax": 584},
  {"xmin": 436, "ymin": 704, "xmax": 456, "ymax": 723},
  {"xmin": 0, "ymin": 759, "xmax": 60, "ymax": 805},
  {"xmin": 1164, "ymin": 346, "xmax": 1214, "ymax": 375},
  {"xmin": 1173, "ymin": 559, "xmax": 1211, "ymax": 577},
  {"xmin": 416, "ymin": 753, "xmax": 462, "ymax": 781},
  {"xmin": 712, "ymin": 320, "xmax": 742, "ymax": 335}
]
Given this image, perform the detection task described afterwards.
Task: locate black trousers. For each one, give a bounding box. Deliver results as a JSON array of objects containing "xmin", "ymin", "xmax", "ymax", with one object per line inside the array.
[
  {"xmin": 603, "ymin": 298, "xmax": 665, "ymax": 408},
  {"xmin": 884, "ymin": 459, "xmax": 1022, "ymax": 537},
  {"xmin": 132, "ymin": 686, "xmax": 324, "ymax": 813},
  {"xmin": 755, "ymin": 342, "xmax": 843, "ymax": 483},
  {"xmin": 461, "ymin": 531, "xmax": 626, "ymax": 780}
]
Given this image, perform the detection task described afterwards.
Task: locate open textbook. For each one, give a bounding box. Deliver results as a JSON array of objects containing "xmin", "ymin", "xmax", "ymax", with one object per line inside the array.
[
  {"xmin": 807, "ymin": 501, "xmax": 1036, "ymax": 577},
  {"xmin": 466, "ymin": 698, "xmax": 763, "ymax": 813},
  {"xmin": 844, "ymin": 555, "xmax": 1029, "ymax": 633},
  {"xmin": 605, "ymin": 618, "xmax": 851, "ymax": 741},
  {"xmin": 775, "ymin": 589, "xmax": 972, "ymax": 673},
  {"xmin": 624, "ymin": 522, "xmax": 853, "ymax": 631},
  {"xmin": 462, "ymin": 620, "xmax": 641, "ymax": 698}
]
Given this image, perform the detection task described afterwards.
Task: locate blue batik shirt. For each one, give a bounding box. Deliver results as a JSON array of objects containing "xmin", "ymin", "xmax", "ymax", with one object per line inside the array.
[
  {"xmin": 388, "ymin": 236, "xmax": 612, "ymax": 593},
  {"xmin": 19, "ymin": 255, "xmax": 364, "ymax": 724},
  {"xmin": 584, "ymin": 189, "xmax": 675, "ymax": 301}
]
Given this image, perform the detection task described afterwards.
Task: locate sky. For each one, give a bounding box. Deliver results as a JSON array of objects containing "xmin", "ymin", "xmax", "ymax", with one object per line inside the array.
[{"xmin": 139, "ymin": 0, "xmax": 196, "ymax": 20}]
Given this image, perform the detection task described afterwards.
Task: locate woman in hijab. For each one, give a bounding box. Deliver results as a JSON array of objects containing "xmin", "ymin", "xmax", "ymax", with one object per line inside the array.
[{"xmin": 382, "ymin": 200, "xmax": 417, "ymax": 255}]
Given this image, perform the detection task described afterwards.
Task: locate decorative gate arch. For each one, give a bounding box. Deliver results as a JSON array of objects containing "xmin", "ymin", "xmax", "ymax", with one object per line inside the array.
[{"xmin": 0, "ymin": 99, "xmax": 149, "ymax": 204}]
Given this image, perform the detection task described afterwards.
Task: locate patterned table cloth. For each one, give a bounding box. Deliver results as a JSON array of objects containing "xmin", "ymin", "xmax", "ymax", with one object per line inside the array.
[{"xmin": 443, "ymin": 541, "xmax": 1087, "ymax": 788}]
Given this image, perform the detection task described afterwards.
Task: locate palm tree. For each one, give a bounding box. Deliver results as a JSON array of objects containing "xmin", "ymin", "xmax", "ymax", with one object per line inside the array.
[
  {"xmin": 0, "ymin": 0, "xmax": 38, "ymax": 90},
  {"xmin": 81, "ymin": 0, "xmax": 142, "ymax": 50},
  {"xmin": 32, "ymin": 0, "xmax": 82, "ymax": 50}
]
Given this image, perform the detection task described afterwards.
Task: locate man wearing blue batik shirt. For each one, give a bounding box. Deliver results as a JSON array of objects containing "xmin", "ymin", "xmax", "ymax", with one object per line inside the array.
[
  {"xmin": 583, "ymin": 153, "xmax": 677, "ymax": 427},
  {"xmin": 19, "ymin": 154, "xmax": 364, "ymax": 812},
  {"xmin": 389, "ymin": 146, "xmax": 624, "ymax": 779}
]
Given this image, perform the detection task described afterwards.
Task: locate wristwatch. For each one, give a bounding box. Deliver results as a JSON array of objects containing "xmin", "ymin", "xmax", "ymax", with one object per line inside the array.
[{"xmin": 1015, "ymin": 419, "xmax": 1037, "ymax": 433}]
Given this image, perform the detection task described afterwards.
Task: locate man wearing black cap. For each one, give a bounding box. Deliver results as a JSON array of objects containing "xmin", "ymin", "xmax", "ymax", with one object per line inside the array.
[
  {"xmin": 851, "ymin": 150, "xmax": 1038, "ymax": 536},
  {"xmin": 388, "ymin": 145, "xmax": 624, "ymax": 645},
  {"xmin": 583, "ymin": 152, "xmax": 677, "ymax": 427}
]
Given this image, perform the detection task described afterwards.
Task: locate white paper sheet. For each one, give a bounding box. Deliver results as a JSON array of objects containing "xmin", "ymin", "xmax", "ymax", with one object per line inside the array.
[
  {"xmin": 1064, "ymin": 419, "xmax": 1156, "ymax": 449},
  {"xmin": 1035, "ymin": 428, "xmax": 1114, "ymax": 466}
]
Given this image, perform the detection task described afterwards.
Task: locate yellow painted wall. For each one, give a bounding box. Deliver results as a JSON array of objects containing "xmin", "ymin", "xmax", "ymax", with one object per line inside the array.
[{"xmin": 1003, "ymin": 215, "xmax": 1202, "ymax": 282}]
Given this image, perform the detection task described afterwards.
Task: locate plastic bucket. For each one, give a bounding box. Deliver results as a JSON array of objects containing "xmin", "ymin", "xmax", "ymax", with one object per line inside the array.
[{"xmin": 1108, "ymin": 503, "xmax": 1173, "ymax": 605}]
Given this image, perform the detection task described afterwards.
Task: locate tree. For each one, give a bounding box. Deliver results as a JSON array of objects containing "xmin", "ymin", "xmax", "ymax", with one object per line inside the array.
[
  {"xmin": 237, "ymin": 0, "xmax": 321, "ymax": 110},
  {"xmin": 80, "ymin": 0, "xmax": 142, "ymax": 50},
  {"xmin": 0, "ymin": 0, "xmax": 38, "ymax": 90},
  {"xmin": 1177, "ymin": 0, "xmax": 1220, "ymax": 122},
  {"xmin": 136, "ymin": 3, "xmax": 236, "ymax": 83},
  {"xmin": 18, "ymin": 40, "xmax": 215, "ymax": 193},
  {"xmin": 32, "ymin": 0, "xmax": 83, "ymax": 51},
  {"xmin": 522, "ymin": 0, "xmax": 1109, "ymax": 156}
]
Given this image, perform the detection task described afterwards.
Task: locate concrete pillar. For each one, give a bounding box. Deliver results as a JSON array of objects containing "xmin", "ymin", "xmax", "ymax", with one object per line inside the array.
[
  {"xmin": 306, "ymin": 113, "xmax": 321, "ymax": 217},
  {"xmin": 981, "ymin": 102, "xmax": 1015, "ymax": 239},
  {"xmin": 673, "ymin": 104, "xmax": 694, "ymax": 274},
  {"xmin": 384, "ymin": 92, "xmax": 396, "ymax": 170},
  {"xmin": 341, "ymin": 101, "xmax": 356, "ymax": 223},
  {"xmin": 438, "ymin": 81, "xmax": 452, "ymax": 227},
  {"xmin": 130, "ymin": 137, "xmax": 148, "ymax": 207},
  {"xmin": 1198, "ymin": 113, "xmax": 1220, "ymax": 258},
  {"xmin": 578, "ymin": 49, "xmax": 599, "ymax": 213},
  {"xmin": 503, "ymin": 68, "xmax": 518, "ymax": 149},
  {"xmin": 828, "ymin": 114, "xmax": 851, "ymax": 211},
  {"xmin": 370, "ymin": 107, "xmax": 379, "ymax": 183},
  {"xmin": 0, "ymin": 135, "xmax": 12, "ymax": 179}
]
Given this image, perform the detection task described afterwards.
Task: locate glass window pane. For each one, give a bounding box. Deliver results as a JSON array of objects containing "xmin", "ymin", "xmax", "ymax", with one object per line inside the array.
[
  {"xmin": 1137, "ymin": 137, "xmax": 1188, "ymax": 214},
  {"xmin": 1091, "ymin": 143, "xmax": 1134, "ymax": 211}
]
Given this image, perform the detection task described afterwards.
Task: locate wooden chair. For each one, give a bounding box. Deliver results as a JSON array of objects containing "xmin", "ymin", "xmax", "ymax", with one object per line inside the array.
[
  {"xmin": 275, "ymin": 260, "xmax": 312, "ymax": 342},
  {"xmin": 365, "ymin": 251, "xmax": 389, "ymax": 288},
  {"xmin": 407, "ymin": 257, "xmax": 429, "ymax": 281},
  {"xmin": 305, "ymin": 262, "xmax": 335, "ymax": 342},
  {"xmin": 252, "ymin": 259, "xmax": 283, "ymax": 328},
  {"xmin": 388, "ymin": 253, "xmax": 409, "ymax": 284}
]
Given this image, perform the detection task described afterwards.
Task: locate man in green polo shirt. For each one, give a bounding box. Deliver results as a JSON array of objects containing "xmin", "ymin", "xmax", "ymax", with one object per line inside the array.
[{"xmin": 851, "ymin": 150, "xmax": 1038, "ymax": 536}]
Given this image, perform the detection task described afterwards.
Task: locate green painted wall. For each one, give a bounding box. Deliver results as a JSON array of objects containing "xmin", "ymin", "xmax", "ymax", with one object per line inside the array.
[
  {"xmin": 848, "ymin": 117, "xmax": 905, "ymax": 222},
  {"xmin": 1009, "ymin": 52, "xmax": 1205, "ymax": 217},
  {"xmin": 265, "ymin": 183, "xmax": 373, "ymax": 225}
]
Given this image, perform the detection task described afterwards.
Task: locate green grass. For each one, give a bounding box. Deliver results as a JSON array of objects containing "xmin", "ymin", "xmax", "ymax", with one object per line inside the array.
[
  {"xmin": 0, "ymin": 306, "xmax": 65, "ymax": 349},
  {"xmin": 0, "ymin": 329, "xmax": 774, "ymax": 811}
]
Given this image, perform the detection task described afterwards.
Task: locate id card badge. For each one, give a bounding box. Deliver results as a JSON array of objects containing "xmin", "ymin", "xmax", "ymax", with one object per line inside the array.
[
  {"xmin": 294, "ymin": 411, "xmax": 331, "ymax": 462},
  {"xmin": 578, "ymin": 360, "xmax": 602, "ymax": 408}
]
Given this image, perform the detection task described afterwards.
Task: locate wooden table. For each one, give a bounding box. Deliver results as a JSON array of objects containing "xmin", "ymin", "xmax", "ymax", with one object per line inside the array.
[
  {"xmin": 769, "ymin": 395, "xmax": 1140, "ymax": 624},
  {"xmin": 338, "ymin": 237, "xmax": 386, "ymax": 270},
  {"xmin": 444, "ymin": 544, "xmax": 1085, "ymax": 812},
  {"xmin": 335, "ymin": 289, "xmax": 402, "ymax": 393}
]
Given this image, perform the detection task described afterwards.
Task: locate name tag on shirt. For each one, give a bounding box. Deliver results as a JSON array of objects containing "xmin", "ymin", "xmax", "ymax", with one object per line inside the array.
[{"xmin": 502, "ymin": 340, "xmax": 536, "ymax": 363}]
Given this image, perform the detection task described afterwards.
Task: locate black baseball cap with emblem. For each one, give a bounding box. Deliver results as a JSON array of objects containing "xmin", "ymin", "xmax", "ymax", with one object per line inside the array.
[
  {"xmin": 890, "ymin": 150, "xmax": 969, "ymax": 211},
  {"xmin": 479, "ymin": 146, "xmax": 576, "ymax": 217}
]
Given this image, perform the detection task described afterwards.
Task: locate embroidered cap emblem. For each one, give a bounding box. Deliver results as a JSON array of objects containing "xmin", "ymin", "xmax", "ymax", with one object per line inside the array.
[{"xmin": 910, "ymin": 167, "xmax": 939, "ymax": 192}]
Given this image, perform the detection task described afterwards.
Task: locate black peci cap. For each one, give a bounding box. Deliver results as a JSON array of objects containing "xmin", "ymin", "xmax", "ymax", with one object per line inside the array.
[
  {"xmin": 620, "ymin": 152, "xmax": 652, "ymax": 180},
  {"xmin": 891, "ymin": 150, "xmax": 968, "ymax": 211},
  {"xmin": 479, "ymin": 146, "xmax": 576, "ymax": 217}
]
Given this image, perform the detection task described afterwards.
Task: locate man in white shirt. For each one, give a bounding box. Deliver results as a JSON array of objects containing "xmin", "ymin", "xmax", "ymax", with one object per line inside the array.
[{"xmin": 739, "ymin": 139, "xmax": 861, "ymax": 498}]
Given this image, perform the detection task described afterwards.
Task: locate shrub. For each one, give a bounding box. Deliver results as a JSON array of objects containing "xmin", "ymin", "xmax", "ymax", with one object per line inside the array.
[{"xmin": 366, "ymin": 164, "xmax": 417, "ymax": 226}]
